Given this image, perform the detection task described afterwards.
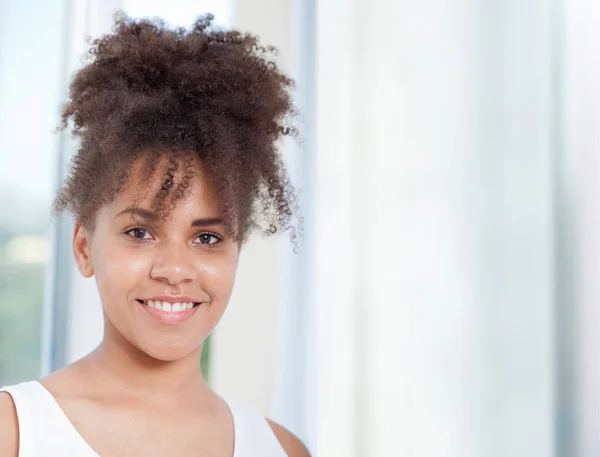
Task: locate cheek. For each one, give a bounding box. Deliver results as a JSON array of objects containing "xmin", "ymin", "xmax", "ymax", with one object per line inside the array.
[
  {"xmin": 92, "ymin": 242, "xmax": 152, "ymax": 303},
  {"xmin": 200, "ymin": 256, "xmax": 238, "ymax": 304}
]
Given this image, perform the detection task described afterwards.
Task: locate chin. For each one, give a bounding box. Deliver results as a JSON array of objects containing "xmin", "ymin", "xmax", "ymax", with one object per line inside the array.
[{"xmin": 135, "ymin": 338, "xmax": 201, "ymax": 362}]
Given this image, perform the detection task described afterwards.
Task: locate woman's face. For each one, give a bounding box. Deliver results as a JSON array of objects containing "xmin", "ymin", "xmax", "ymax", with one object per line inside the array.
[{"xmin": 73, "ymin": 157, "xmax": 240, "ymax": 362}]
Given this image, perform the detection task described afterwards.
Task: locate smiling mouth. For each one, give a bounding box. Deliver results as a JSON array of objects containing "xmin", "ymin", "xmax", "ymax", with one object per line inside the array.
[{"xmin": 136, "ymin": 299, "xmax": 201, "ymax": 313}]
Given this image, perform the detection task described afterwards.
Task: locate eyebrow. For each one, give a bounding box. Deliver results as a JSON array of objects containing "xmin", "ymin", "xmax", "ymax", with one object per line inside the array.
[{"xmin": 116, "ymin": 207, "xmax": 223, "ymax": 227}]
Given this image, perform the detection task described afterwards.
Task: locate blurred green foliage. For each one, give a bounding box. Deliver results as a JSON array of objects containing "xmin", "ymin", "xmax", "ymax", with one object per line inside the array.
[
  {"xmin": 0, "ymin": 262, "xmax": 44, "ymax": 386},
  {"xmin": 201, "ymin": 334, "xmax": 211, "ymax": 382}
]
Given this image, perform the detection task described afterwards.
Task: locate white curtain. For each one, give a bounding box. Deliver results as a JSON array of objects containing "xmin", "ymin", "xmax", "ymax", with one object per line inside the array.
[{"xmin": 307, "ymin": 0, "xmax": 600, "ymax": 456}]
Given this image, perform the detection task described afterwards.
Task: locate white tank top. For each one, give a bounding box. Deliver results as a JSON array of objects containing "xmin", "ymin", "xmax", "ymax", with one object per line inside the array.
[{"xmin": 1, "ymin": 381, "xmax": 287, "ymax": 457}]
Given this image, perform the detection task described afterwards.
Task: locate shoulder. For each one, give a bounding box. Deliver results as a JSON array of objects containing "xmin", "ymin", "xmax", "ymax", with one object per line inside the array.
[
  {"xmin": 267, "ymin": 419, "xmax": 311, "ymax": 457},
  {"xmin": 0, "ymin": 392, "xmax": 19, "ymax": 457}
]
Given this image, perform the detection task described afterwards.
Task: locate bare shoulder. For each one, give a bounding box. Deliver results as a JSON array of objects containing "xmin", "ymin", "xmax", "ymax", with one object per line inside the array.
[
  {"xmin": 0, "ymin": 392, "xmax": 19, "ymax": 457},
  {"xmin": 267, "ymin": 419, "xmax": 311, "ymax": 457}
]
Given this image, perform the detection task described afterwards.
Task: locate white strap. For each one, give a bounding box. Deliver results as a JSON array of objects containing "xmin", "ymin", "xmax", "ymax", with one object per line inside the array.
[
  {"xmin": 1, "ymin": 382, "xmax": 41, "ymax": 457},
  {"xmin": 226, "ymin": 400, "xmax": 287, "ymax": 457}
]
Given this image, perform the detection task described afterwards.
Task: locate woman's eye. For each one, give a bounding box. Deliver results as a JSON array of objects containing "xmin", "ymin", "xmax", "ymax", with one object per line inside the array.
[
  {"xmin": 196, "ymin": 233, "xmax": 221, "ymax": 245},
  {"xmin": 126, "ymin": 228, "xmax": 152, "ymax": 240}
]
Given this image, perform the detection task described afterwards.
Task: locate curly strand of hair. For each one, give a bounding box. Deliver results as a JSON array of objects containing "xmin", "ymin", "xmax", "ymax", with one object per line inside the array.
[
  {"xmin": 170, "ymin": 151, "xmax": 195, "ymax": 204},
  {"xmin": 192, "ymin": 14, "xmax": 215, "ymax": 33},
  {"xmin": 152, "ymin": 153, "xmax": 180, "ymax": 220}
]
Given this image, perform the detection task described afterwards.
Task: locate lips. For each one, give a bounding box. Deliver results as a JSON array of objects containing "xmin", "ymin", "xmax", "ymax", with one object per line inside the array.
[{"xmin": 137, "ymin": 299, "xmax": 200, "ymax": 325}]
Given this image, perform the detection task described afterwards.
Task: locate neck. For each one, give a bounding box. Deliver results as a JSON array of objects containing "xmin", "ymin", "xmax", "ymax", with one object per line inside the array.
[{"xmin": 80, "ymin": 319, "xmax": 211, "ymax": 406}]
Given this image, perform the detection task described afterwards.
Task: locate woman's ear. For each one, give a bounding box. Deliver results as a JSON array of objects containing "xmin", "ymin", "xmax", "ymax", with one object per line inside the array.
[{"xmin": 73, "ymin": 221, "xmax": 94, "ymax": 278}]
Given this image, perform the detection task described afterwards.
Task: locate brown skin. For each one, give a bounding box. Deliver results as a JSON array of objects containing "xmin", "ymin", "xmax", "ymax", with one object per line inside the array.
[
  {"xmin": 80, "ymin": 158, "xmax": 239, "ymax": 364},
  {"xmin": 0, "ymin": 157, "xmax": 309, "ymax": 457}
]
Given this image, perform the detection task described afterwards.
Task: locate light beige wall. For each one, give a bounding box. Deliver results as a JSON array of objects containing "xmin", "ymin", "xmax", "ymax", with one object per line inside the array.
[{"xmin": 209, "ymin": 0, "xmax": 293, "ymax": 416}]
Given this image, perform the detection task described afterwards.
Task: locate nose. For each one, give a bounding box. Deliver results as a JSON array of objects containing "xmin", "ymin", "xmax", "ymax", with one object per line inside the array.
[{"xmin": 150, "ymin": 243, "xmax": 196, "ymax": 285}]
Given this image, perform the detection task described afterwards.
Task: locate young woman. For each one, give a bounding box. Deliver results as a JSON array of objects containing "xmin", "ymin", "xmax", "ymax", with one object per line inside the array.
[{"xmin": 0, "ymin": 13, "xmax": 308, "ymax": 457}]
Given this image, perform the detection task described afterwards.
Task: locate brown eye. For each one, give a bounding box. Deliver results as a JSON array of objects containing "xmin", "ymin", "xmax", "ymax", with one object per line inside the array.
[
  {"xmin": 195, "ymin": 233, "xmax": 221, "ymax": 245},
  {"xmin": 126, "ymin": 228, "xmax": 152, "ymax": 240}
]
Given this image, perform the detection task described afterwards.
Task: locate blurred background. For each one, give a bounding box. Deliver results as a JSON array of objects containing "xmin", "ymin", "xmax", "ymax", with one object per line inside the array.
[{"xmin": 1, "ymin": 0, "xmax": 599, "ymax": 456}]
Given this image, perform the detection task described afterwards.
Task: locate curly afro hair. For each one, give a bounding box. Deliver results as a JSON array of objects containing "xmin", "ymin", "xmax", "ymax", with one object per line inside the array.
[{"xmin": 53, "ymin": 12, "xmax": 298, "ymax": 243}]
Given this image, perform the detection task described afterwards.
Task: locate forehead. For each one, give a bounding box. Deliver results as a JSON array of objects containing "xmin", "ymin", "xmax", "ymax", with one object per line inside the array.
[{"xmin": 106, "ymin": 154, "xmax": 220, "ymax": 219}]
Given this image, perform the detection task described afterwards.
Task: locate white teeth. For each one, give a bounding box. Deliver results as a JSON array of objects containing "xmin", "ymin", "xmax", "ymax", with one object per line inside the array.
[{"xmin": 144, "ymin": 300, "xmax": 195, "ymax": 313}]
